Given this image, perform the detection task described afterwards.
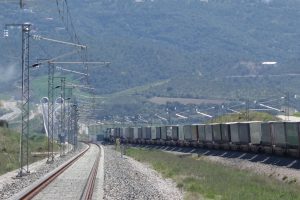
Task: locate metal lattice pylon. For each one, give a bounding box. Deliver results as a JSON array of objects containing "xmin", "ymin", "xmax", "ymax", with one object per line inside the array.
[
  {"xmin": 47, "ymin": 63, "xmax": 55, "ymax": 163},
  {"xmin": 74, "ymin": 104, "xmax": 79, "ymax": 150},
  {"xmin": 60, "ymin": 77, "xmax": 66, "ymax": 156},
  {"xmin": 70, "ymin": 102, "xmax": 78, "ymax": 150},
  {"xmin": 17, "ymin": 23, "xmax": 31, "ymax": 177},
  {"xmin": 65, "ymin": 87, "xmax": 73, "ymax": 151}
]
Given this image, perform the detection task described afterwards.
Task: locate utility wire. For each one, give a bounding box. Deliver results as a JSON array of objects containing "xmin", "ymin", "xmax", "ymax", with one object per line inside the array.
[{"xmin": 53, "ymin": 0, "xmax": 98, "ymax": 121}]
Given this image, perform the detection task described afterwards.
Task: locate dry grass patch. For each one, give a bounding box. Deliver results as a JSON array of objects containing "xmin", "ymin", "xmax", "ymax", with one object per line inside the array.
[{"xmin": 127, "ymin": 148, "xmax": 300, "ymax": 200}]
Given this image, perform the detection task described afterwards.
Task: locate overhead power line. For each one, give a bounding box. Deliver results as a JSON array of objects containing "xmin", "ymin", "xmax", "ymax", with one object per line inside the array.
[
  {"xmin": 56, "ymin": 66, "xmax": 88, "ymax": 76},
  {"xmin": 32, "ymin": 35, "xmax": 87, "ymax": 49}
]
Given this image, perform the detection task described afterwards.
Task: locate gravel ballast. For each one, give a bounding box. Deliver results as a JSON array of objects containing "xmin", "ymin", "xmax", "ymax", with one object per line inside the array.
[
  {"xmin": 103, "ymin": 146, "xmax": 183, "ymax": 200},
  {"xmin": 32, "ymin": 144, "xmax": 99, "ymax": 200},
  {"xmin": 0, "ymin": 143, "xmax": 86, "ymax": 200}
]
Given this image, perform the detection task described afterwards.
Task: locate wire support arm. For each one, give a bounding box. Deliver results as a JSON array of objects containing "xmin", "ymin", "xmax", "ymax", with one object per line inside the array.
[{"xmin": 32, "ymin": 35, "xmax": 87, "ymax": 49}]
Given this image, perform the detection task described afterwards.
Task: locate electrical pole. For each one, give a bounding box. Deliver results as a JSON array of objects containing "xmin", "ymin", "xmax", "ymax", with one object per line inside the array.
[
  {"xmin": 5, "ymin": 23, "xmax": 31, "ymax": 177},
  {"xmin": 22, "ymin": 23, "xmax": 30, "ymax": 176},
  {"xmin": 75, "ymin": 107, "xmax": 79, "ymax": 149},
  {"xmin": 246, "ymin": 99, "xmax": 250, "ymax": 121},
  {"xmin": 20, "ymin": 0, "xmax": 24, "ymax": 8},
  {"xmin": 47, "ymin": 69, "xmax": 67, "ymax": 161},
  {"xmin": 286, "ymin": 92, "xmax": 290, "ymax": 121},
  {"xmin": 69, "ymin": 104, "xmax": 74, "ymax": 148},
  {"xmin": 167, "ymin": 108, "xmax": 171, "ymax": 125},
  {"xmin": 47, "ymin": 63, "xmax": 55, "ymax": 163},
  {"xmin": 71, "ymin": 102, "xmax": 78, "ymax": 150},
  {"xmin": 60, "ymin": 77, "xmax": 66, "ymax": 156},
  {"xmin": 65, "ymin": 87, "xmax": 73, "ymax": 151},
  {"xmin": 1, "ymin": 0, "xmax": 24, "ymax": 8}
]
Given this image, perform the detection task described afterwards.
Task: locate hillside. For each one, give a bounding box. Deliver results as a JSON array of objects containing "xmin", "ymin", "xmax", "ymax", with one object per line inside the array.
[
  {"xmin": 210, "ymin": 111, "xmax": 280, "ymax": 123},
  {"xmin": 0, "ymin": 128, "xmax": 55, "ymax": 175},
  {"xmin": 1, "ymin": 0, "xmax": 300, "ymax": 117}
]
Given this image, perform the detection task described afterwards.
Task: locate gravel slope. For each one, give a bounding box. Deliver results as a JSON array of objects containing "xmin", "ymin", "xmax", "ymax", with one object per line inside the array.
[{"xmin": 103, "ymin": 146, "xmax": 183, "ymax": 200}]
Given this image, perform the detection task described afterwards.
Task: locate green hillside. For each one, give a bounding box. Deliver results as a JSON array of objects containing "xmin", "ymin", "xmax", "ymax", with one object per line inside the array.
[
  {"xmin": 1, "ymin": 0, "xmax": 300, "ymax": 117},
  {"xmin": 0, "ymin": 128, "xmax": 57, "ymax": 175},
  {"xmin": 211, "ymin": 111, "xmax": 280, "ymax": 123}
]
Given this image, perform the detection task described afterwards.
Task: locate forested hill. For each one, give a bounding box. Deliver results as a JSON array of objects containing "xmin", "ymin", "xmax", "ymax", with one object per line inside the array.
[{"xmin": 1, "ymin": 0, "xmax": 300, "ymax": 100}]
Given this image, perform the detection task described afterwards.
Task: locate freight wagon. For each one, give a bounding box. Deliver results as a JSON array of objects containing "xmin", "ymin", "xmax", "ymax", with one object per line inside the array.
[
  {"xmin": 220, "ymin": 123, "xmax": 231, "ymax": 149},
  {"xmin": 110, "ymin": 121, "xmax": 300, "ymax": 158},
  {"xmin": 211, "ymin": 123, "xmax": 222, "ymax": 149},
  {"xmin": 285, "ymin": 122, "xmax": 300, "ymax": 157}
]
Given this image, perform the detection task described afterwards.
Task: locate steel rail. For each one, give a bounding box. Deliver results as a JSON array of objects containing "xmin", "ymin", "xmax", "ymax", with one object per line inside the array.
[
  {"xmin": 18, "ymin": 144, "xmax": 92, "ymax": 200},
  {"xmin": 81, "ymin": 143, "xmax": 101, "ymax": 200}
]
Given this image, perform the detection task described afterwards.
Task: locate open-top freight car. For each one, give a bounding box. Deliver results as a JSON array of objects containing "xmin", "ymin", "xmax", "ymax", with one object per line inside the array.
[
  {"xmin": 116, "ymin": 128, "xmax": 122, "ymax": 139},
  {"xmin": 123, "ymin": 127, "xmax": 130, "ymax": 143},
  {"xmin": 151, "ymin": 126, "xmax": 160, "ymax": 145},
  {"xmin": 155, "ymin": 127, "xmax": 162, "ymax": 144},
  {"xmin": 137, "ymin": 127, "xmax": 142, "ymax": 144},
  {"xmin": 204, "ymin": 124, "xmax": 213, "ymax": 148},
  {"xmin": 170, "ymin": 126, "xmax": 179, "ymax": 145},
  {"xmin": 220, "ymin": 123, "xmax": 231, "ymax": 149},
  {"xmin": 178, "ymin": 126, "xmax": 185, "ymax": 146},
  {"xmin": 128, "ymin": 127, "xmax": 134, "ymax": 143},
  {"xmin": 197, "ymin": 124, "xmax": 205, "ymax": 147},
  {"xmin": 165, "ymin": 126, "xmax": 172, "ymax": 145},
  {"xmin": 260, "ymin": 122, "xmax": 273, "ymax": 153},
  {"xmin": 160, "ymin": 126, "xmax": 167, "ymax": 145},
  {"xmin": 238, "ymin": 122, "xmax": 251, "ymax": 151},
  {"xmin": 183, "ymin": 125, "xmax": 192, "ymax": 146},
  {"xmin": 109, "ymin": 120, "xmax": 300, "ymax": 158},
  {"xmin": 229, "ymin": 122, "xmax": 251, "ymax": 150},
  {"xmin": 106, "ymin": 128, "xmax": 113, "ymax": 142},
  {"xmin": 248, "ymin": 121, "xmax": 262, "ymax": 152},
  {"xmin": 211, "ymin": 123, "xmax": 222, "ymax": 149},
  {"xmin": 141, "ymin": 127, "xmax": 151, "ymax": 144},
  {"xmin": 165, "ymin": 126, "xmax": 179, "ymax": 145},
  {"xmin": 113, "ymin": 128, "xmax": 119, "ymax": 138},
  {"xmin": 284, "ymin": 122, "xmax": 300, "ymax": 157},
  {"xmin": 133, "ymin": 127, "xmax": 139, "ymax": 144},
  {"xmin": 270, "ymin": 121, "xmax": 286, "ymax": 155},
  {"xmin": 191, "ymin": 125, "xmax": 199, "ymax": 147}
]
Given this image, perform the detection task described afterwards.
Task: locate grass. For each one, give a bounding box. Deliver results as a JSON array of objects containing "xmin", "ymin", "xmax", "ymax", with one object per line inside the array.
[
  {"xmin": 105, "ymin": 79, "xmax": 170, "ymax": 98},
  {"xmin": 127, "ymin": 148, "xmax": 300, "ymax": 200},
  {"xmin": 148, "ymin": 97, "xmax": 229, "ymax": 105},
  {"xmin": 210, "ymin": 111, "xmax": 280, "ymax": 123},
  {"xmin": 31, "ymin": 74, "xmax": 87, "ymax": 99},
  {"xmin": 31, "ymin": 75, "xmax": 49, "ymax": 98},
  {"xmin": 0, "ymin": 127, "xmax": 59, "ymax": 175}
]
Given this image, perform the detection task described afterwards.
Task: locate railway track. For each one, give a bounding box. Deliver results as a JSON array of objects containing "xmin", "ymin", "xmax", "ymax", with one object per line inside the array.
[{"xmin": 14, "ymin": 143, "xmax": 101, "ymax": 200}]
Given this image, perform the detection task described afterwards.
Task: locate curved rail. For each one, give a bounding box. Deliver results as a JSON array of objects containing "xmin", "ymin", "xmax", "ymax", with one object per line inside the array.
[
  {"xmin": 81, "ymin": 143, "xmax": 101, "ymax": 200},
  {"xmin": 17, "ymin": 143, "xmax": 101, "ymax": 200}
]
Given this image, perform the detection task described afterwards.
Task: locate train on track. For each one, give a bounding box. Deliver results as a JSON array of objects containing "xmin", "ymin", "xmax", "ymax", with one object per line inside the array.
[{"xmin": 106, "ymin": 121, "xmax": 300, "ymax": 157}]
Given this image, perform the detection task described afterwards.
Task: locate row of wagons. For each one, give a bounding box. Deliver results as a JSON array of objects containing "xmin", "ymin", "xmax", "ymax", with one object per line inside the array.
[{"xmin": 107, "ymin": 121, "xmax": 300, "ymax": 157}]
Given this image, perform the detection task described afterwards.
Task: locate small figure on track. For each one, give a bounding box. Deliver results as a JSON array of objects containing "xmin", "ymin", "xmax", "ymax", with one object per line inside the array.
[{"xmin": 115, "ymin": 137, "xmax": 120, "ymax": 151}]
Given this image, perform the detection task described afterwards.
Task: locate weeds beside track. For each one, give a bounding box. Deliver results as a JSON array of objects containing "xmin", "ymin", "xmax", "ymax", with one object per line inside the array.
[{"xmin": 127, "ymin": 147, "xmax": 300, "ymax": 200}]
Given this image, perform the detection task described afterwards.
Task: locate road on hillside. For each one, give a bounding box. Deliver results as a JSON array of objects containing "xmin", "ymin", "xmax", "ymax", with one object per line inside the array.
[
  {"xmin": 276, "ymin": 115, "xmax": 300, "ymax": 122},
  {"xmin": 0, "ymin": 101, "xmax": 21, "ymax": 121}
]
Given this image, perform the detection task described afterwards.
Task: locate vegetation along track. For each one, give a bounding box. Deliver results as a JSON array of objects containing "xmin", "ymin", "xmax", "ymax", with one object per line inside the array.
[{"xmin": 15, "ymin": 143, "xmax": 101, "ymax": 200}]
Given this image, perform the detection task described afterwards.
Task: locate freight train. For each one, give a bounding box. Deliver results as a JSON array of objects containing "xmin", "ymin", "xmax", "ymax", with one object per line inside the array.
[{"xmin": 106, "ymin": 121, "xmax": 300, "ymax": 157}]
